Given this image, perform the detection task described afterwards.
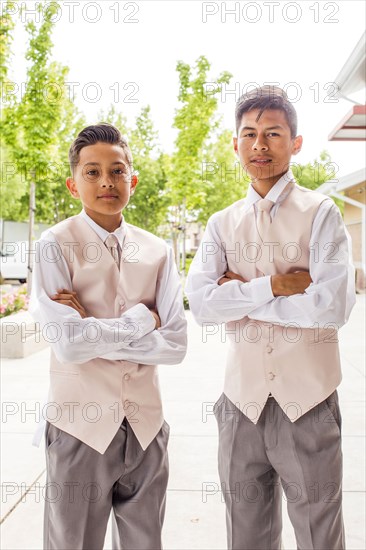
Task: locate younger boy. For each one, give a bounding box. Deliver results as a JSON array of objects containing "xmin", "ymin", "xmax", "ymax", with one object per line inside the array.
[
  {"xmin": 186, "ymin": 86, "xmax": 355, "ymax": 549},
  {"xmin": 30, "ymin": 123, "xmax": 187, "ymax": 549}
]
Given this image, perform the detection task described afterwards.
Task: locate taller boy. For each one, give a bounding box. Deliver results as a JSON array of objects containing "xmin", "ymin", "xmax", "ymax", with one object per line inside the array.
[
  {"xmin": 186, "ymin": 86, "xmax": 355, "ymax": 549},
  {"xmin": 30, "ymin": 123, "xmax": 187, "ymax": 549}
]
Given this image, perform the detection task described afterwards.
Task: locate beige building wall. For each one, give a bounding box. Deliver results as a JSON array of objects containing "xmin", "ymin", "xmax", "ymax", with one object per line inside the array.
[{"xmin": 344, "ymin": 180, "xmax": 366, "ymax": 290}]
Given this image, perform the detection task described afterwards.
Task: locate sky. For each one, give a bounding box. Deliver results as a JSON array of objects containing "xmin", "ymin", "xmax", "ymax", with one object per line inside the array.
[{"xmin": 8, "ymin": 0, "xmax": 366, "ymax": 179}]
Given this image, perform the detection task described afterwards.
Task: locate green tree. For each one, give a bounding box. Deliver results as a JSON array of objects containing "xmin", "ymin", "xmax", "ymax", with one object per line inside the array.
[
  {"xmin": 199, "ymin": 128, "xmax": 250, "ymax": 225},
  {"xmin": 47, "ymin": 98, "xmax": 86, "ymax": 223},
  {"xmin": 1, "ymin": 2, "xmax": 85, "ymax": 225},
  {"xmin": 170, "ymin": 56, "xmax": 232, "ymax": 210},
  {"xmin": 169, "ymin": 56, "xmax": 232, "ymax": 271},
  {"xmin": 1, "ymin": 1, "xmax": 79, "ymax": 291},
  {"xmin": 0, "ymin": 1, "xmax": 25, "ymax": 220},
  {"xmin": 97, "ymin": 104, "xmax": 129, "ymax": 137},
  {"xmin": 293, "ymin": 151, "xmax": 343, "ymax": 212},
  {"xmin": 0, "ymin": 145, "xmax": 25, "ymax": 219},
  {"xmin": 0, "ymin": 1, "xmax": 16, "ymax": 85},
  {"xmin": 125, "ymin": 106, "xmax": 169, "ymax": 234},
  {"xmin": 293, "ymin": 151, "xmax": 337, "ymax": 189}
]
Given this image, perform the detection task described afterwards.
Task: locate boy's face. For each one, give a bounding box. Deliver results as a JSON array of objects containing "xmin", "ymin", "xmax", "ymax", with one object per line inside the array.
[
  {"xmin": 233, "ymin": 108, "xmax": 302, "ymax": 186},
  {"xmin": 66, "ymin": 142, "xmax": 137, "ymax": 229}
]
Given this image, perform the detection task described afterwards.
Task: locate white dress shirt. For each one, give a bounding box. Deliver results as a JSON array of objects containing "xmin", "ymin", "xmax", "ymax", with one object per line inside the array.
[
  {"xmin": 185, "ymin": 170, "xmax": 356, "ymax": 329},
  {"xmin": 29, "ymin": 209, "xmax": 187, "ymax": 365}
]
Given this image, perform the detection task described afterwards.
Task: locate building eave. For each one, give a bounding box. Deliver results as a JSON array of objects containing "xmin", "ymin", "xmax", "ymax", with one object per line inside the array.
[
  {"xmin": 317, "ymin": 167, "xmax": 366, "ymax": 195},
  {"xmin": 328, "ymin": 105, "xmax": 366, "ymax": 141},
  {"xmin": 335, "ymin": 31, "xmax": 366, "ymax": 97}
]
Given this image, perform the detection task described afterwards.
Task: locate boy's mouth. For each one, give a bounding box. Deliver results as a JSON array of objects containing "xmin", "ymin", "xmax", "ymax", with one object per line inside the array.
[
  {"xmin": 250, "ymin": 157, "xmax": 272, "ymax": 166},
  {"xmin": 98, "ymin": 194, "xmax": 119, "ymax": 200}
]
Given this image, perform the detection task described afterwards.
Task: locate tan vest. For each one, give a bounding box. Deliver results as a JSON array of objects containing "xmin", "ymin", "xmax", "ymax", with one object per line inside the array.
[
  {"xmin": 219, "ymin": 182, "xmax": 342, "ymax": 422},
  {"xmin": 47, "ymin": 215, "xmax": 167, "ymax": 454}
]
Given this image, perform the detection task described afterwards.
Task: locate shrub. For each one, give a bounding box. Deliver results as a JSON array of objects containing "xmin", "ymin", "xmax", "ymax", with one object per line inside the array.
[{"xmin": 0, "ymin": 284, "xmax": 29, "ymax": 318}]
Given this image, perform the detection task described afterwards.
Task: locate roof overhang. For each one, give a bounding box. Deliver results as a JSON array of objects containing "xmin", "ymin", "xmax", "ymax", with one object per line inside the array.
[
  {"xmin": 328, "ymin": 105, "xmax": 366, "ymax": 141},
  {"xmin": 317, "ymin": 167, "xmax": 366, "ymax": 195},
  {"xmin": 335, "ymin": 31, "xmax": 366, "ymax": 96}
]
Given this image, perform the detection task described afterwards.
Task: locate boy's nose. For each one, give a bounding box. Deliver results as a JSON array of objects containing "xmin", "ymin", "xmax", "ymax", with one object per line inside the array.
[
  {"xmin": 101, "ymin": 179, "xmax": 115, "ymax": 188},
  {"xmin": 253, "ymin": 140, "xmax": 268, "ymax": 151}
]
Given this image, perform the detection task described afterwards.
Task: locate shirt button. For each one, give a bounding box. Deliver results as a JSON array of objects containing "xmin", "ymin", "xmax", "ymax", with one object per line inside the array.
[
  {"xmin": 266, "ymin": 345, "xmax": 273, "ymax": 354},
  {"xmin": 123, "ymin": 374, "xmax": 130, "ymax": 381},
  {"xmin": 123, "ymin": 400, "xmax": 130, "ymax": 409},
  {"xmin": 119, "ymin": 299, "xmax": 125, "ymax": 307},
  {"xmin": 268, "ymin": 372, "xmax": 275, "ymax": 381}
]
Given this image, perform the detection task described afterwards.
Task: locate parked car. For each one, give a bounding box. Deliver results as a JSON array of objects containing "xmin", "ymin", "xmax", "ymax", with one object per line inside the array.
[{"xmin": 0, "ymin": 241, "xmax": 33, "ymax": 283}]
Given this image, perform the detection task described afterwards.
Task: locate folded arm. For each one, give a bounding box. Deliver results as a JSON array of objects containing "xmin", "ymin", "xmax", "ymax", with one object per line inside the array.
[
  {"xmin": 101, "ymin": 246, "xmax": 187, "ymax": 365},
  {"xmin": 248, "ymin": 201, "xmax": 356, "ymax": 328},
  {"xmin": 29, "ymin": 236, "xmax": 186, "ymax": 364},
  {"xmin": 185, "ymin": 213, "xmax": 275, "ymax": 325},
  {"xmin": 185, "ymin": 202, "xmax": 356, "ymax": 330}
]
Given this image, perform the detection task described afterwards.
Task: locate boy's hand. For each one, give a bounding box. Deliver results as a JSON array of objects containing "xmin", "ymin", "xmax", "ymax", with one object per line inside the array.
[
  {"xmin": 51, "ymin": 289, "xmax": 87, "ymax": 318},
  {"xmin": 218, "ymin": 271, "xmax": 247, "ymax": 286},
  {"xmin": 150, "ymin": 309, "xmax": 161, "ymax": 329},
  {"xmin": 271, "ymin": 271, "xmax": 312, "ymax": 297}
]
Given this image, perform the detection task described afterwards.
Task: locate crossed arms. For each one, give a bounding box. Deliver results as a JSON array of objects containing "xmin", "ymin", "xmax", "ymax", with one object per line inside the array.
[
  {"xmin": 29, "ymin": 235, "xmax": 187, "ymax": 365},
  {"xmin": 185, "ymin": 200, "xmax": 356, "ymax": 329},
  {"xmin": 218, "ymin": 270, "xmax": 312, "ymax": 296}
]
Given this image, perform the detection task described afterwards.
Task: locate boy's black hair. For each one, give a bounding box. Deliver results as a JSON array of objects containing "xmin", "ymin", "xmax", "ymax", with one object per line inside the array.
[
  {"xmin": 69, "ymin": 123, "xmax": 132, "ymax": 175},
  {"xmin": 235, "ymin": 85, "xmax": 298, "ymax": 138}
]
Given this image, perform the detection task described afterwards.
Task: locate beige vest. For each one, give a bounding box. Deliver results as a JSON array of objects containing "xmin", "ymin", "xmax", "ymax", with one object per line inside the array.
[
  {"xmin": 47, "ymin": 215, "xmax": 167, "ymax": 454},
  {"xmin": 219, "ymin": 182, "xmax": 342, "ymax": 422}
]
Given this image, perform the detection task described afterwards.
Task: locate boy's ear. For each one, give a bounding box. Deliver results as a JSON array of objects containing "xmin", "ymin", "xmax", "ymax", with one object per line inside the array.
[
  {"xmin": 66, "ymin": 177, "xmax": 80, "ymax": 198},
  {"xmin": 292, "ymin": 135, "xmax": 303, "ymax": 156},
  {"xmin": 233, "ymin": 136, "xmax": 238, "ymax": 155},
  {"xmin": 130, "ymin": 174, "xmax": 138, "ymax": 195}
]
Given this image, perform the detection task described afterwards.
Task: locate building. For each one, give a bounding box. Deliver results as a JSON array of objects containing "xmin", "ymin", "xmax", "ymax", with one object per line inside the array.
[{"xmin": 317, "ymin": 32, "xmax": 366, "ymax": 291}]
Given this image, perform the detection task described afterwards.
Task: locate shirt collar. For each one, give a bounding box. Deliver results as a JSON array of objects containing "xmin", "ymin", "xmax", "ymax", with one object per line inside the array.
[
  {"xmin": 79, "ymin": 209, "xmax": 126, "ymax": 247},
  {"xmin": 244, "ymin": 168, "xmax": 296, "ymax": 212}
]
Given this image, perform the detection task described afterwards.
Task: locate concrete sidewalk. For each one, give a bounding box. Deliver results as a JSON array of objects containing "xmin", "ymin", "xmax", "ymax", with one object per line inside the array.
[{"xmin": 1, "ymin": 296, "xmax": 365, "ymax": 549}]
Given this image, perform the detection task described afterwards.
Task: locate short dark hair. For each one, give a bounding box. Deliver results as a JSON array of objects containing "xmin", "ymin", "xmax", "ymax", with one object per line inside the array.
[
  {"xmin": 235, "ymin": 85, "xmax": 298, "ymax": 138},
  {"xmin": 68, "ymin": 123, "xmax": 132, "ymax": 175}
]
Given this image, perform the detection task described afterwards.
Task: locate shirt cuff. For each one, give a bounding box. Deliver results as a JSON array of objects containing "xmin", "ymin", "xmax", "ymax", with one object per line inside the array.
[
  {"xmin": 121, "ymin": 303, "xmax": 156, "ymax": 338},
  {"xmin": 243, "ymin": 275, "xmax": 274, "ymax": 304}
]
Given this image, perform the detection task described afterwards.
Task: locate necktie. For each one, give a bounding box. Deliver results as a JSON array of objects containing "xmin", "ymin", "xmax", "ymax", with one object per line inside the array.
[
  {"xmin": 255, "ymin": 198, "xmax": 275, "ymax": 277},
  {"xmin": 256, "ymin": 198, "xmax": 274, "ymax": 241},
  {"xmin": 105, "ymin": 234, "xmax": 120, "ymax": 269}
]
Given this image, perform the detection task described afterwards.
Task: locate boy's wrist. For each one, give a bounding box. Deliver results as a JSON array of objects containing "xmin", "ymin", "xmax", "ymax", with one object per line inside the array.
[
  {"xmin": 270, "ymin": 275, "xmax": 280, "ymax": 297},
  {"xmin": 150, "ymin": 310, "xmax": 161, "ymax": 329}
]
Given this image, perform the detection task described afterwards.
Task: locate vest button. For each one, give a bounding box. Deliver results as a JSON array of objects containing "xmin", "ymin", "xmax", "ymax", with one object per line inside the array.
[
  {"xmin": 266, "ymin": 345, "xmax": 273, "ymax": 353},
  {"xmin": 123, "ymin": 374, "xmax": 130, "ymax": 381},
  {"xmin": 268, "ymin": 372, "xmax": 275, "ymax": 381}
]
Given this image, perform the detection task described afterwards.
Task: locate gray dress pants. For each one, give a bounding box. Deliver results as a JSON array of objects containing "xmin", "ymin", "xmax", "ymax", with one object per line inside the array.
[
  {"xmin": 214, "ymin": 392, "xmax": 345, "ymax": 550},
  {"xmin": 44, "ymin": 418, "xmax": 170, "ymax": 550}
]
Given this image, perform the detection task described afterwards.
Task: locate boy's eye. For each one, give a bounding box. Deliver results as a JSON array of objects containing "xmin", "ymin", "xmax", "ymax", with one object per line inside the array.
[
  {"xmin": 113, "ymin": 168, "xmax": 125, "ymax": 175},
  {"xmin": 243, "ymin": 133, "xmax": 255, "ymax": 138},
  {"xmin": 268, "ymin": 132, "xmax": 279, "ymax": 137},
  {"xmin": 86, "ymin": 170, "xmax": 98, "ymax": 177}
]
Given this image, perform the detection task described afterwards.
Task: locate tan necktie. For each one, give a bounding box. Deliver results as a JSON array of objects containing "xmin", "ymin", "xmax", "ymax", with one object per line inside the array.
[
  {"xmin": 255, "ymin": 198, "xmax": 275, "ymax": 277},
  {"xmin": 256, "ymin": 198, "xmax": 274, "ymax": 241},
  {"xmin": 105, "ymin": 234, "xmax": 120, "ymax": 269}
]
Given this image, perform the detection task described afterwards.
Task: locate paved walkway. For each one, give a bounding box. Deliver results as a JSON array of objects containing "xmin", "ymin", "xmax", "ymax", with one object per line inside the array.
[{"xmin": 1, "ymin": 296, "xmax": 365, "ymax": 549}]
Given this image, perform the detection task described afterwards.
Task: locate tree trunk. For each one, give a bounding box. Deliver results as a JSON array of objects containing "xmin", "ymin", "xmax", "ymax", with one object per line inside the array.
[
  {"xmin": 181, "ymin": 198, "xmax": 186, "ymax": 281},
  {"xmin": 27, "ymin": 173, "xmax": 36, "ymax": 296},
  {"xmin": 172, "ymin": 226, "xmax": 179, "ymax": 270}
]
